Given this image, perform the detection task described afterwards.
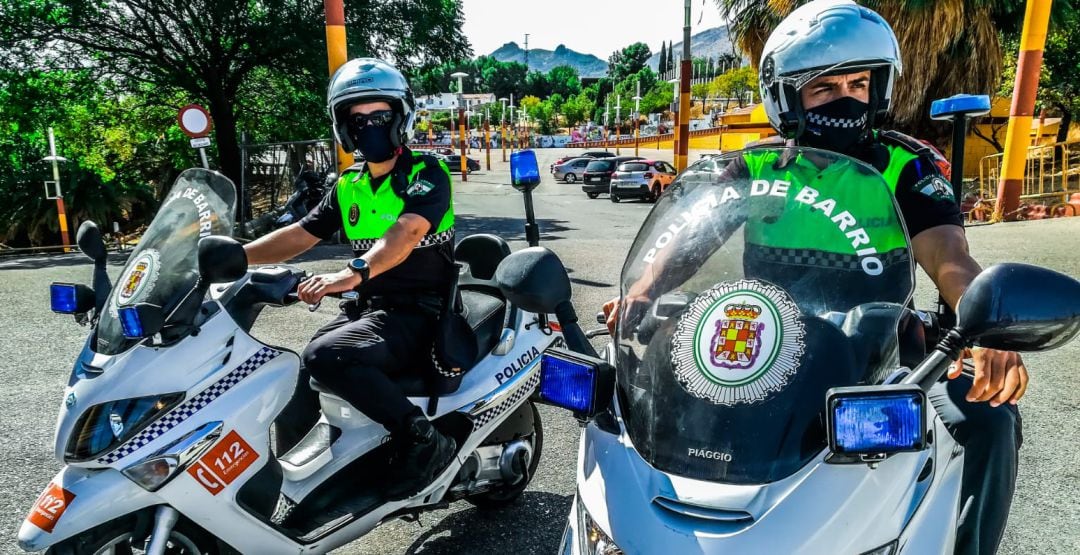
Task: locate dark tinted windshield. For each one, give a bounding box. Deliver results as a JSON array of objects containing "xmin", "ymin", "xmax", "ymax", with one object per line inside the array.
[
  {"xmin": 586, "ymin": 160, "xmax": 615, "ymax": 172},
  {"xmin": 617, "ymin": 147, "xmax": 914, "ymax": 485},
  {"xmin": 619, "ymin": 163, "xmax": 649, "ymax": 172},
  {"xmin": 95, "ymin": 169, "xmax": 236, "ymax": 355}
]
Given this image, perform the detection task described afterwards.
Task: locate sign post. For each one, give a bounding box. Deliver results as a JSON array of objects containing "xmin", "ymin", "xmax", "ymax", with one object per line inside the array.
[
  {"xmin": 43, "ymin": 128, "xmax": 72, "ymax": 251},
  {"xmin": 177, "ymin": 104, "xmax": 214, "ymax": 169}
]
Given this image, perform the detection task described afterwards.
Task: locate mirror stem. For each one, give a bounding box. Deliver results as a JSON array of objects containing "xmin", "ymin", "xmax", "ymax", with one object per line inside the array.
[
  {"xmin": 522, "ymin": 189, "xmax": 540, "ymax": 247},
  {"xmin": 555, "ymin": 301, "xmax": 599, "ymax": 358},
  {"xmin": 903, "ymin": 329, "xmax": 966, "ymax": 391}
]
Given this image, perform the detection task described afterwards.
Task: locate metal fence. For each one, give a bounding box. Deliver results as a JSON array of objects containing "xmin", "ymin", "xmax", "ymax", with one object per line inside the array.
[
  {"xmin": 239, "ymin": 138, "xmax": 336, "ymax": 238},
  {"xmin": 978, "ymin": 140, "xmax": 1080, "ymax": 202}
]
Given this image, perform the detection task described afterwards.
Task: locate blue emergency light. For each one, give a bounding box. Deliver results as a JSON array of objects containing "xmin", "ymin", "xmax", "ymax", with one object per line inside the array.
[
  {"xmin": 50, "ymin": 283, "xmax": 94, "ymax": 315},
  {"xmin": 827, "ymin": 385, "xmax": 926, "ymax": 455},
  {"xmin": 118, "ymin": 306, "xmax": 146, "ymax": 338},
  {"xmin": 510, "ymin": 150, "xmax": 541, "ymax": 191},
  {"xmin": 537, "ymin": 348, "xmax": 614, "ymax": 418}
]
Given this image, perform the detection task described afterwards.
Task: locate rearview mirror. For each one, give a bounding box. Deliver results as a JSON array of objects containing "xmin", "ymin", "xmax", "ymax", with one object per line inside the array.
[
  {"xmin": 76, "ymin": 221, "xmax": 107, "ymax": 263},
  {"xmin": 495, "ymin": 247, "xmax": 571, "ymax": 314},
  {"xmin": 956, "ymin": 263, "xmax": 1080, "ymax": 351},
  {"xmin": 197, "ymin": 236, "xmax": 248, "ymax": 284},
  {"xmin": 510, "ymin": 150, "xmax": 541, "ymax": 193}
]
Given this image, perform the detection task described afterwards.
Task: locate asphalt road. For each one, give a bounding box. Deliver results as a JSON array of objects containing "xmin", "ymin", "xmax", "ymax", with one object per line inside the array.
[{"xmin": 1, "ymin": 147, "xmax": 1078, "ymax": 554}]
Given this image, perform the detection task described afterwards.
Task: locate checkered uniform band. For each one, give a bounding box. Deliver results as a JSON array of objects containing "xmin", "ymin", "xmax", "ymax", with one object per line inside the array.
[
  {"xmin": 350, "ymin": 226, "xmax": 455, "ymax": 252},
  {"xmin": 806, "ymin": 111, "xmax": 868, "ymax": 129},
  {"xmin": 97, "ymin": 346, "xmax": 282, "ymax": 464},
  {"xmin": 747, "ymin": 245, "xmax": 909, "ymax": 271}
]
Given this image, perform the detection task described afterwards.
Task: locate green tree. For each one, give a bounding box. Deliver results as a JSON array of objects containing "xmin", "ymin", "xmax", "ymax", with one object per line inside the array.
[
  {"xmin": 548, "ymin": 65, "xmax": 583, "ymax": 98},
  {"xmin": 608, "ymin": 42, "xmax": 652, "ymax": 82},
  {"xmin": 709, "ymin": 66, "xmax": 759, "ymax": 108},
  {"xmin": 711, "ymin": 0, "xmax": 1074, "ymax": 141},
  {"xmin": 3, "ymin": 0, "xmax": 472, "ymax": 185},
  {"xmin": 659, "ymin": 42, "xmax": 668, "ymax": 75}
]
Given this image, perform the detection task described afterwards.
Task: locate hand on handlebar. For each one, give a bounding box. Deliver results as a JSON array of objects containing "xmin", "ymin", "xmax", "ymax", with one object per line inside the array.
[
  {"xmin": 297, "ymin": 269, "xmax": 361, "ymax": 306},
  {"xmin": 601, "ymin": 294, "xmax": 651, "ymax": 337}
]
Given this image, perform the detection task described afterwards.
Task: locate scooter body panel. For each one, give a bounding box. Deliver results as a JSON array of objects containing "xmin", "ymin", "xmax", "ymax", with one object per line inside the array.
[
  {"xmin": 31, "ymin": 293, "xmax": 559, "ymax": 553},
  {"xmin": 567, "ymin": 405, "xmax": 964, "ymax": 555}
]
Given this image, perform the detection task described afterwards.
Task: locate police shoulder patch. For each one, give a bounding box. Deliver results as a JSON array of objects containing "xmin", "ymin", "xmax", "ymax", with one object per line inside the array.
[
  {"xmin": 406, "ymin": 178, "xmax": 437, "ymax": 197},
  {"xmin": 915, "ymin": 174, "xmax": 955, "ymax": 201}
]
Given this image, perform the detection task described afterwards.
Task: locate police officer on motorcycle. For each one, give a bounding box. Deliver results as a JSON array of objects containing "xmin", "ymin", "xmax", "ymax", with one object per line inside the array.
[
  {"xmin": 605, "ymin": 2, "xmax": 1023, "ymax": 552},
  {"xmin": 244, "ymin": 58, "xmax": 457, "ymax": 499}
]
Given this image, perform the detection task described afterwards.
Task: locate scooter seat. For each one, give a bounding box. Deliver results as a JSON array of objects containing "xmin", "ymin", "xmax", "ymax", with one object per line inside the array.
[{"xmin": 308, "ymin": 289, "xmax": 507, "ymax": 398}]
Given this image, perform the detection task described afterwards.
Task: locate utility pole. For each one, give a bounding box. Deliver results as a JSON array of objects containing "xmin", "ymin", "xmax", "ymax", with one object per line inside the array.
[
  {"xmin": 603, "ymin": 98, "xmax": 610, "ymax": 152},
  {"xmin": 451, "ymin": 72, "xmax": 469, "ymax": 181},
  {"xmin": 499, "ymin": 97, "xmax": 508, "ymax": 161},
  {"xmin": 524, "ymin": 34, "xmax": 530, "ymax": 70}
]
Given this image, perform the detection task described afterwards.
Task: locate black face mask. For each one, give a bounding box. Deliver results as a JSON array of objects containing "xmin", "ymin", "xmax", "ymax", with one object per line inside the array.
[
  {"xmin": 348, "ymin": 122, "xmax": 397, "ymax": 163},
  {"xmin": 800, "ymin": 96, "xmax": 870, "ymax": 153}
]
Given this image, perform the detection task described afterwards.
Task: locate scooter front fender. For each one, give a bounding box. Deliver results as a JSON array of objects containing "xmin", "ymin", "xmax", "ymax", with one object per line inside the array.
[{"xmin": 18, "ymin": 466, "xmax": 157, "ymax": 552}]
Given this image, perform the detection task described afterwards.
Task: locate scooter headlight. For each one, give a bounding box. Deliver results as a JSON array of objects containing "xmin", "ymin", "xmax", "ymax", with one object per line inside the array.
[
  {"xmin": 577, "ymin": 496, "xmax": 623, "ymax": 555},
  {"xmin": 64, "ymin": 393, "xmax": 184, "ymax": 463}
]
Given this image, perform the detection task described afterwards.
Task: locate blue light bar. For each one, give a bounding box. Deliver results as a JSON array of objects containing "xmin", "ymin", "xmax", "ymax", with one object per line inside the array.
[
  {"xmin": 539, "ymin": 353, "xmax": 596, "ymax": 413},
  {"xmin": 831, "ymin": 392, "xmax": 924, "ymax": 453},
  {"xmin": 930, "ymin": 94, "xmax": 991, "ymax": 120},
  {"xmin": 118, "ymin": 306, "xmax": 146, "ymax": 338},
  {"xmin": 510, "ymin": 150, "xmax": 541, "ymax": 187},
  {"xmin": 50, "ymin": 283, "xmax": 80, "ymax": 314}
]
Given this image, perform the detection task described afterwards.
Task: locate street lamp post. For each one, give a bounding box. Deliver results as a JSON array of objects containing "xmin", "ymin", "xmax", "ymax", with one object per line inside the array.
[
  {"xmin": 669, "ymin": 77, "xmax": 680, "ymax": 162},
  {"xmin": 603, "ymin": 98, "xmax": 610, "ymax": 152},
  {"xmin": 634, "ymin": 80, "xmax": 642, "ymax": 157},
  {"xmin": 484, "ymin": 106, "xmax": 492, "ymax": 171},
  {"xmin": 615, "ymin": 95, "xmax": 622, "ymax": 155},
  {"xmin": 499, "ymin": 97, "xmax": 508, "ymax": 161},
  {"xmin": 451, "ymin": 71, "xmax": 469, "ymax": 181}
]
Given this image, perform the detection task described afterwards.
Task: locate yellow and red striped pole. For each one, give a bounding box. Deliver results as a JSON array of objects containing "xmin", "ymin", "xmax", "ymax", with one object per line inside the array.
[
  {"xmin": 676, "ymin": 0, "xmax": 692, "ymax": 172},
  {"xmin": 994, "ymin": 0, "xmax": 1053, "ymax": 222},
  {"xmin": 325, "ymin": 0, "xmax": 354, "ymax": 172}
]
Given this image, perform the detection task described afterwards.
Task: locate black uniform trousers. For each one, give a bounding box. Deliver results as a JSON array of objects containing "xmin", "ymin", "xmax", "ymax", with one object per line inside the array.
[
  {"xmin": 275, "ymin": 300, "xmax": 438, "ymax": 451},
  {"xmin": 929, "ymin": 374, "xmax": 1023, "ymax": 555}
]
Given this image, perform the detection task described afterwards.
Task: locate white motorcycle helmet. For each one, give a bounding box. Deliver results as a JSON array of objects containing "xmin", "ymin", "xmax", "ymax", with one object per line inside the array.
[
  {"xmin": 758, "ymin": 0, "xmax": 902, "ymax": 138},
  {"xmin": 327, "ymin": 58, "xmax": 416, "ymax": 152}
]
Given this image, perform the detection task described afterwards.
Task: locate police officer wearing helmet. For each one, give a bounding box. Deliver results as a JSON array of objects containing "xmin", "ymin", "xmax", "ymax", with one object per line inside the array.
[
  {"xmin": 604, "ymin": 2, "xmax": 1024, "ymax": 552},
  {"xmin": 244, "ymin": 58, "xmax": 457, "ymax": 499}
]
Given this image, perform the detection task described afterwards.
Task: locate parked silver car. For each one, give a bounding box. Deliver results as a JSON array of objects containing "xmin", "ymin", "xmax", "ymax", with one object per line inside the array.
[
  {"xmin": 553, "ymin": 157, "xmax": 592, "ymax": 183},
  {"xmin": 609, "ymin": 160, "xmax": 678, "ymax": 203}
]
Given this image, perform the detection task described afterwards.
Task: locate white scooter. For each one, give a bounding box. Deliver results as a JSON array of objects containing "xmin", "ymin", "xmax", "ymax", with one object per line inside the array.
[
  {"xmin": 19, "ymin": 162, "xmax": 598, "ymax": 554},
  {"xmin": 558, "ymin": 147, "xmax": 1080, "ymax": 554}
]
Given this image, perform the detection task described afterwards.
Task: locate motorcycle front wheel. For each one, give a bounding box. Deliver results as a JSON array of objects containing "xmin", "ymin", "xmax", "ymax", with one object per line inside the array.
[{"xmin": 47, "ymin": 511, "xmax": 228, "ymax": 555}]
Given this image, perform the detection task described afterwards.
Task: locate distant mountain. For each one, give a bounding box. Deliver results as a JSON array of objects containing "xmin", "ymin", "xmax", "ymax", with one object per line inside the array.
[
  {"xmin": 489, "ymin": 42, "xmax": 609, "ymax": 78},
  {"xmin": 647, "ymin": 25, "xmax": 748, "ymax": 70}
]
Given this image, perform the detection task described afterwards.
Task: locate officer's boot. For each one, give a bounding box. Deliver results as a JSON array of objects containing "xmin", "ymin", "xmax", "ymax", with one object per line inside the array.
[{"xmin": 385, "ymin": 408, "xmax": 457, "ymax": 501}]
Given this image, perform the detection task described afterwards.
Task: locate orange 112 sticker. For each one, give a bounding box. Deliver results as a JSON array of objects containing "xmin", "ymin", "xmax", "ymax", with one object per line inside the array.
[
  {"xmin": 186, "ymin": 430, "xmax": 258, "ymax": 496},
  {"xmin": 27, "ymin": 483, "xmax": 76, "ymax": 533}
]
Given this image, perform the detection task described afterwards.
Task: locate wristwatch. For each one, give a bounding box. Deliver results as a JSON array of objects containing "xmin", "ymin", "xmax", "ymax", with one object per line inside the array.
[{"xmin": 347, "ymin": 258, "xmax": 370, "ymax": 284}]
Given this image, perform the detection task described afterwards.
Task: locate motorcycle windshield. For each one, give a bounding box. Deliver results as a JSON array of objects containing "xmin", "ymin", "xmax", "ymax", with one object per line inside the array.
[
  {"xmin": 617, "ymin": 147, "xmax": 914, "ymax": 484},
  {"xmin": 95, "ymin": 169, "xmax": 236, "ymax": 355}
]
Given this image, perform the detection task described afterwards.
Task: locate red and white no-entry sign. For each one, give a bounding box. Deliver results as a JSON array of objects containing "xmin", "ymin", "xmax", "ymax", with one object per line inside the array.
[{"xmin": 177, "ymin": 104, "xmax": 213, "ymax": 138}]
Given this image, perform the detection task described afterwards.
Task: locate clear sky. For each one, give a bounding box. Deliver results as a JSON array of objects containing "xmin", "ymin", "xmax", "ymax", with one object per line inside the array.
[{"xmin": 461, "ymin": 0, "xmax": 727, "ymax": 60}]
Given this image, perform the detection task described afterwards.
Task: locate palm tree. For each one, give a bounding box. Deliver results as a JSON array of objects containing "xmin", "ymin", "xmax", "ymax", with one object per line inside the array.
[{"xmin": 713, "ymin": 0, "xmax": 1032, "ymax": 142}]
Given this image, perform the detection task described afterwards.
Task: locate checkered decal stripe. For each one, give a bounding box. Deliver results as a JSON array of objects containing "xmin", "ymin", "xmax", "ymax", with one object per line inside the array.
[
  {"xmin": 806, "ymin": 111, "xmax": 868, "ymax": 129},
  {"xmin": 748, "ymin": 246, "xmax": 909, "ymax": 271},
  {"xmin": 97, "ymin": 346, "xmax": 282, "ymax": 464},
  {"xmin": 350, "ymin": 226, "xmax": 455, "ymax": 252},
  {"xmin": 471, "ymin": 372, "xmax": 540, "ymax": 431}
]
